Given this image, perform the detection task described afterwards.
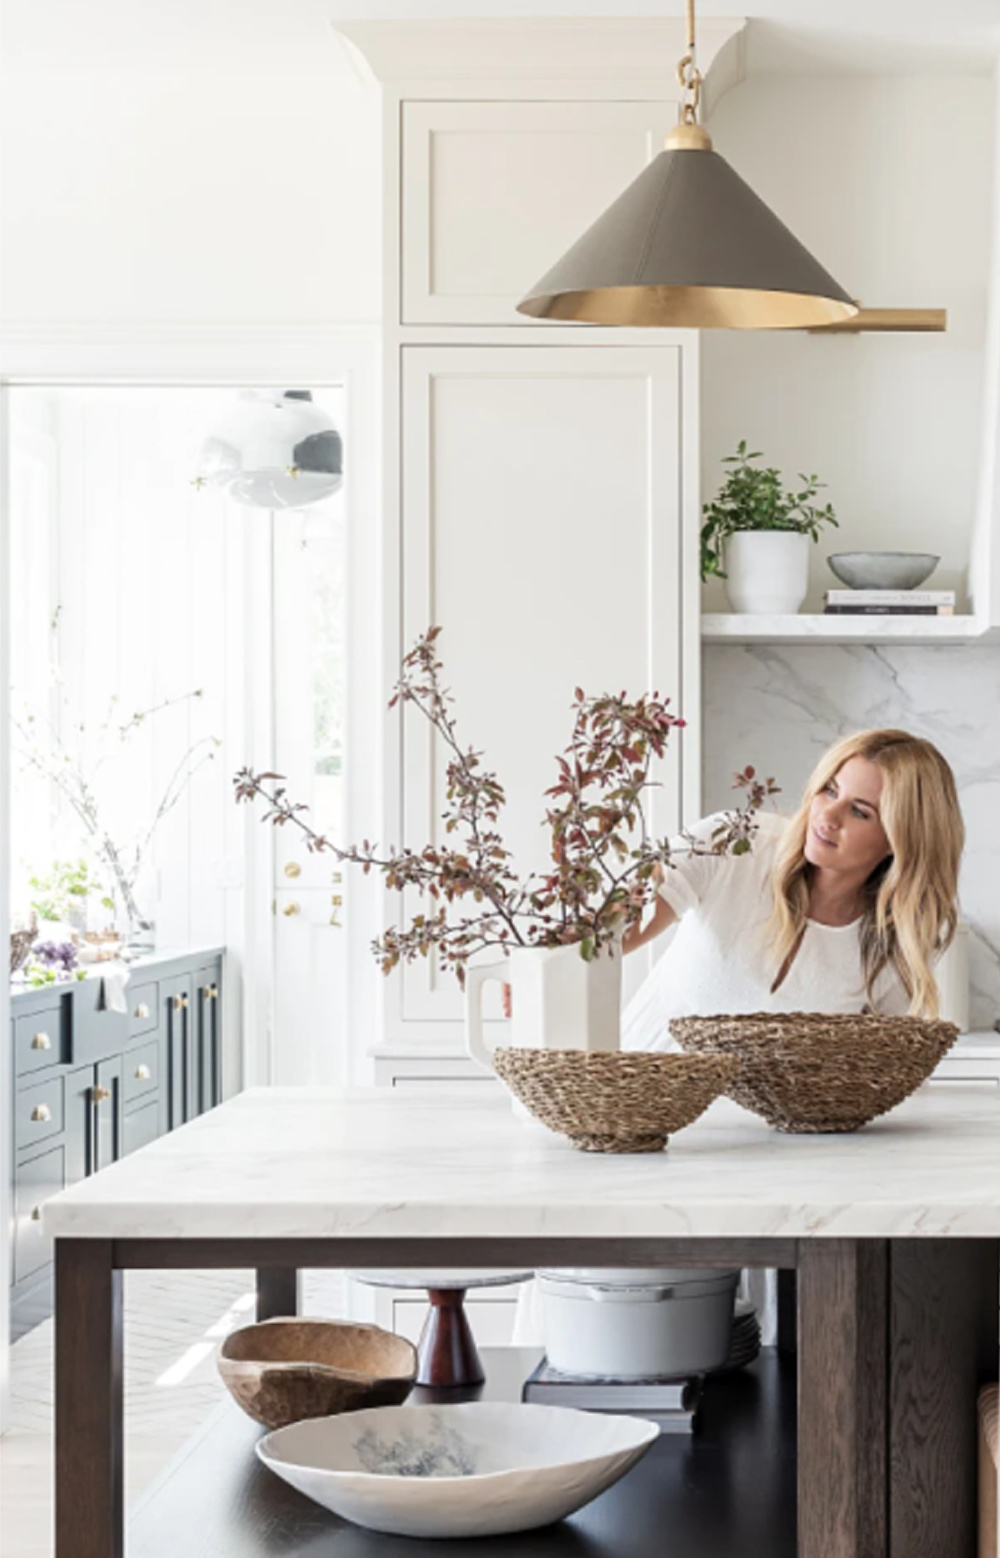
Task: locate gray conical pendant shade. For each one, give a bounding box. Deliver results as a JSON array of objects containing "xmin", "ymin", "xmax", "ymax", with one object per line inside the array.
[{"xmin": 517, "ymin": 142, "xmax": 857, "ymax": 329}]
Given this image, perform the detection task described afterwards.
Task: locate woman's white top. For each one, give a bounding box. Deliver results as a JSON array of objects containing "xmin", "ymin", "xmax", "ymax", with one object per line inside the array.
[{"xmin": 622, "ymin": 810, "xmax": 910, "ymax": 1054}]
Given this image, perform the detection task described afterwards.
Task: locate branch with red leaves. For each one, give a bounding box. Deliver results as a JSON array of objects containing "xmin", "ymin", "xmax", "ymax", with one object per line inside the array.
[{"xmin": 234, "ymin": 627, "xmax": 779, "ymax": 982}]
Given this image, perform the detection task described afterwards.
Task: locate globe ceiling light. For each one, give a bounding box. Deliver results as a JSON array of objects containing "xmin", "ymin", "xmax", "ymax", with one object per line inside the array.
[
  {"xmin": 517, "ymin": 1, "xmax": 858, "ymax": 331},
  {"xmin": 197, "ymin": 390, "xmax": 343, "ymax": 509}
]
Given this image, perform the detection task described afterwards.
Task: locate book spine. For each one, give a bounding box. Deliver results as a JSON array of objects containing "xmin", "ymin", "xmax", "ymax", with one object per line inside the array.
[
  {"xmin": 823, "ymin": 605, "xmax": 949, "ymax": 616},
  {"xmin": 824, "ymin": 590, "xmax": 954, "ymax": 606}
]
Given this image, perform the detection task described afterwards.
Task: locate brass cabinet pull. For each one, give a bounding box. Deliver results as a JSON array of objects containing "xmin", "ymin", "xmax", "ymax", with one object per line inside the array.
[
  {"xmin": 91, "ymin": 1085, "xmax": 111, "ymax": 1104},
  {"xmin": 331, "ymin": 894, "xmax": 343, "ymax": 908},
  {"xmin": 172, "ymin": 994, "xmax": 189, "ymax": 1012},
  {"xmin": 31, "ymin": 1032, "xmax": 52, "ymax": 1051},
  {"xmin": 331, "ymin": 870, "xmax": 342, "ymax": 885},
  {"xmin": 134, "ymin": 1003, "xmax": 150, "ymax": 1020},
  {"xmin": 135, "ymin": 1064, "xmax": 151, "ymax": 1081},
  {"xmin": 30, "ymin": 1206, "xmax": 41, "ymax": 1222},
  {"xmin": 283, "ymin": 901, "xmax": 300, "ymax": 917},
  {"xmin": 207, "ymin": 985, "xmax": 219, "ymax": 1000},
  {"xmin": 284, "ymin": 861, "xmax": 302, "ymax": 878},
  {"xmin": 30, "ymin": 1104, "xmax": 52, "ymax": 1123}
]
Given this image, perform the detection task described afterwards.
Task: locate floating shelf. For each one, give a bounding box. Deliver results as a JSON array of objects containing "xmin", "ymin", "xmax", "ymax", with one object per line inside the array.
[
  {"xmin": 701, "ymin": 613, "xmax": 985, "ymax": 646},
  {"xmin": 808, "ymin": 307, "xmax": 947, "ymax": 334}
]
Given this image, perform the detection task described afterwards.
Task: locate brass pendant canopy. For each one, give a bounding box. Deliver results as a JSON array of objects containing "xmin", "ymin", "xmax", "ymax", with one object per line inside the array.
[{"xmin": 517, "ymin": 0, "xmax": 858, "ymax": 334}]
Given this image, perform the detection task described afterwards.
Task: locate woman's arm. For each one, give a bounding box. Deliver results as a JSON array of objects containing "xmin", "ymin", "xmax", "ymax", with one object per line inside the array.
[{"xmin": 622, "ymin": 890, "xmax": 678, "ymax": 953}]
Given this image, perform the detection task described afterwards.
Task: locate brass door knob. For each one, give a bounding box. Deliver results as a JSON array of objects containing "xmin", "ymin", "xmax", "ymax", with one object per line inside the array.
[
  {"xmin": 135, "ymin": 1064, "xmax": 151, "ymax": 1081},
  {"xmin": 31, "ymin": 1032, "xmax": 52, "ymax": 1051},
  {"xmin": 30, "ymin": 1104, "xmax": 52, "ymax": 1123},
  {"xmin": 134, "ymin": 1003, "xmax": 150, "ymax": 1020},
  {"xmin": 91, "ymin": 1086, "xmax": 111, "ymax": 1104},
  {"xmin": 284, "ymin": 861, "xmax": 302, "ymax": 879},
  {"xmin": 283, "ymin": 901, "xmax": 301, "ymax": 917}
]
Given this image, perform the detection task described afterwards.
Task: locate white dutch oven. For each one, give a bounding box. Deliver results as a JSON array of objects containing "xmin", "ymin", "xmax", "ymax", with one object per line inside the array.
[{"xmin": 538, "ymin": 1267, "xmax": 739, "ymax": 1379}]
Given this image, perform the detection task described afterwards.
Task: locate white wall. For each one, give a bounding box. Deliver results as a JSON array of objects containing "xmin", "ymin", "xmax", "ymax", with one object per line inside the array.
[
  {"xmin": 0, "ymin": 0, "xmax": 381, "ymax": 328},
  {"xmin": 702, "ymin": 73, "xmax": 995, "ymax": 612}
]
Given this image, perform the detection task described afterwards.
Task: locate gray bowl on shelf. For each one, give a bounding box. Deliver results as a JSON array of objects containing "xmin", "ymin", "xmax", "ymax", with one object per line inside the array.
[{"xmin": 827, "ymin": 551, "xmax": 939, "ymax": 590}]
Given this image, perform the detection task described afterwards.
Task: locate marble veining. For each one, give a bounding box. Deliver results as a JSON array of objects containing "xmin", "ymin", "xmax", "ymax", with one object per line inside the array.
[
  {"xmin": 42, "ymin": 1085, "xmax": 1000, "ymax": 1241},
  {"xmin": 704, "ymin": 641, "xmax": 1000, "ymax": 1031}
]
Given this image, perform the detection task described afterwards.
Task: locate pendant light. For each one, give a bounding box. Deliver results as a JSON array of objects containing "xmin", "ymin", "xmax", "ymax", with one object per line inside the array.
[
  {"xmin": 196, "ymin": 390, "xmax": 343, "ymax": 509},
  {"xmin": 517, "ymin": 0, "xmax": 858, "ymax": 330}
]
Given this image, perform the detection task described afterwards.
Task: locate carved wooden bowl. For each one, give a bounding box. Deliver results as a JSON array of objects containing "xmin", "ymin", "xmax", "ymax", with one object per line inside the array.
[{"xmin": 218, "ymin": 1319, "xmax": 418, "ymax": 1430}]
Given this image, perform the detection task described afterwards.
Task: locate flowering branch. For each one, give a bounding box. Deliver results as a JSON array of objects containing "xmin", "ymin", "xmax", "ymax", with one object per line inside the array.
[{"xmin": 234, "ymin": 627, "xmax": 779, "ymax": 982}]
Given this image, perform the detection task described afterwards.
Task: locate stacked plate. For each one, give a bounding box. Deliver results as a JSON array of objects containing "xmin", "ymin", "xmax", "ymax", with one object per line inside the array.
[{"xmin": 712, "ymin": 1300, "xmax": 761, "ymax": 1375}]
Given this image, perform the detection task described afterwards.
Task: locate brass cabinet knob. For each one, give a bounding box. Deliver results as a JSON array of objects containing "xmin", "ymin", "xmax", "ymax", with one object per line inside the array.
[
  {"xmin": 283, "ymin": 901, "xmax": 301, "ymax": 917},
  {"xmin": 135, "ymin": 1064, "xmax": 151, "ymax": 1081},
  {"xmin": 209, "ymin": 985, "xmax": 219, "ymax": 1000},
  {"xmin": 31, "ymin": 1032, "xmax": 52, "ymax": 1051},
  {"xmin": 331, "ymin": 870, "xmax": 343, "ymax": 885},
  {"xmin": 30, "ymin": 1104, "xmax": 52, "ymax": 1123},
  {"xmin": 91, "ymin": 1085, "xmax": 111, "ymax": 1104},
  {"xmin": 30, "ymin": 1206, "xmax": 41, "ymax": 1222},
  {"xmin": 331, "ymin": 894, "xmax": 343, "ymax": 908},
  {"xmin": 172, "ymin": 994, "xmax": 189, "ymax": 1012},
  {"xmin": 284, "ymin": 861, "xmax": 302, "ymax": 879},
  {"xmin": 135, "ymin": 1003, "xmax": 150, "ymax": 1020}
]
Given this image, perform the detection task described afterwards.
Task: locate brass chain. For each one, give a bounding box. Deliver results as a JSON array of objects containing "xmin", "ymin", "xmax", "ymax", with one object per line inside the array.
[{"xmin": 675, "ymin": 0, "xmax": 703, "ymax": 125}]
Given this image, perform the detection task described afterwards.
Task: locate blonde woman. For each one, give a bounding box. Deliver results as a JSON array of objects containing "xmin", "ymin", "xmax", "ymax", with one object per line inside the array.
[{"xmin": 621, "ymin": 728, "xmax": 964, "ymax": 1051}]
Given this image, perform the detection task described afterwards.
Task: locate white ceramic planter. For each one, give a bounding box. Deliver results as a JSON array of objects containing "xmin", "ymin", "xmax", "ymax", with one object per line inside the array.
[
  {"xmin": 465, "ymin": 941, "xmax": 622, "ymax": 1074},
  {"xmin": 725, "ymin": 531, "xmax": 809, "ymax": 615}
]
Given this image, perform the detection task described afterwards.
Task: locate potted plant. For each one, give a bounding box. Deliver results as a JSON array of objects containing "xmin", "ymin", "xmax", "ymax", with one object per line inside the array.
[
  {"xmin": 235, "ymin": 628, "xmax": 777, "ymax": 1058},
  {"xmin": 701, "ymin": 440, "xmax": 838, "ymax": 615}
]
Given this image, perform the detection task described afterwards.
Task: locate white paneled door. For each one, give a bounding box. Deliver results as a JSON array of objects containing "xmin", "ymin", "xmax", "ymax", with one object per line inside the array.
[
  {"xmin": 271, "ymin": 497, "xmax": 350, "ymax": 1086},
  {"xmin": 395, "ymin": 343, "xmax": 688, "ymax": 1032}
]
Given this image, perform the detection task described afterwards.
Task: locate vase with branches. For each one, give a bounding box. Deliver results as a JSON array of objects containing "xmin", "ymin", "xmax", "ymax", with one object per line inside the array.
[
  {"xmin": 235, "ymin": 627, "xmax": 778, "ymax": 990},
  {"xmin": 14, "ymin": 689, "xmax": 220, "ymax": 951}
]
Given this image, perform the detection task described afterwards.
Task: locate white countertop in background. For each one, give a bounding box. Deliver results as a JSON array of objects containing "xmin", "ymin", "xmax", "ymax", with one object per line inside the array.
[{"xmin": 43, "ymin": 1084, "xmax": 1000, "ymax": 1242}]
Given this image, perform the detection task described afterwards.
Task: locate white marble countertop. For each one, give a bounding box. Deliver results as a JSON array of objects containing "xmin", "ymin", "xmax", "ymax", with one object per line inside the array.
[{"xmin": 43, "ymin": 1084, "xmax": 1000, "ymax": 1242}]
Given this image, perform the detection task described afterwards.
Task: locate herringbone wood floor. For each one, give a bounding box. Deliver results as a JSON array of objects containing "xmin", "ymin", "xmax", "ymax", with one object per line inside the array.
[{"xmin": 1, "ymin": 1269, "xmax": 346, "ymax": 1558}]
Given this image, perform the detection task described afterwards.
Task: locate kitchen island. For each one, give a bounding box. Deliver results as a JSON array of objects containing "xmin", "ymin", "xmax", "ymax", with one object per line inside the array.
[{"xmin": 44, "ymin": 1084, "xmax": 1000, "ymax": 1558}]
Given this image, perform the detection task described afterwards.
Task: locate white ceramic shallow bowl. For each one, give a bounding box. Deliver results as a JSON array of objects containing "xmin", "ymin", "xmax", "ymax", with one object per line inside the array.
[{"xmin": 257, "ymin": 1400, "xmax": 658, "ymax": 1538}]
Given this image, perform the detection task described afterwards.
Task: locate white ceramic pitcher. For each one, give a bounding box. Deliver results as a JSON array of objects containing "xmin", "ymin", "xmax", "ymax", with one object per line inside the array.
[{"xmin": 465, "ymin": 940, "xmax": 622, "ymax": 1074}]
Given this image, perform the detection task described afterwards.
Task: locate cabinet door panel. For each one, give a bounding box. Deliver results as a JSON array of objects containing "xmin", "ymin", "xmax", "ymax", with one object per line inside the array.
[
  {"xmin": 14, "ymin": 1146, "xmax": 66, "ymax": 1283},
  {"xmin": 398, "ymin": 345, "xmax": 683, "ymax": 1025},
  {"xmin": 123, "ymin": 1100, "xmax": 161, "ymax": 1157},
  {"xmin": 164, "ymin": 975, "xmax": 195, "ymax": 1128},
  {"xmin": 402, "ymin": 101, "xmax": 674, "ymax": 325},
  {"xmin": 94, "ymin": 1054, "xmax": 123, "ymax": 1171}
]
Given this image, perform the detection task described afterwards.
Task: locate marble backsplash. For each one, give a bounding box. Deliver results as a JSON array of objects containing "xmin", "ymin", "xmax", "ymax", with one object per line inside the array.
[{"xmin": 703, "ymin": 643, "xmax": 1000, "ymax": 1032}]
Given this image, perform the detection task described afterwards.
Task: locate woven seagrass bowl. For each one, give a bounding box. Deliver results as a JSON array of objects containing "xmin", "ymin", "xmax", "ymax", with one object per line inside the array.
[
  {"xmin": 491, "ymin": 1048, "xmax": 739, "ymax": 1153},
  {"xmin": 670, "ymin": 1012, "xmax": 959, "ymax": 1134}
]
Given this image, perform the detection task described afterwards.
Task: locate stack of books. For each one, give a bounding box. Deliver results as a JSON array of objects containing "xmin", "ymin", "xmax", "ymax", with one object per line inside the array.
[
  {"xmin": 521, "ymin": 1359, "xmax": 701, "ymax": 1433},
  {"xmin": 823, "ymin": 589, "xmax": 955, "ymax": 617}
]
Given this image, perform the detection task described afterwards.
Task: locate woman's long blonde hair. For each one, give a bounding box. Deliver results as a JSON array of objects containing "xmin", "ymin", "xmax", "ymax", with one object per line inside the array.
[{"xmin": 767, "ymin": 730, "xmax": 963, "ymax": 1017}]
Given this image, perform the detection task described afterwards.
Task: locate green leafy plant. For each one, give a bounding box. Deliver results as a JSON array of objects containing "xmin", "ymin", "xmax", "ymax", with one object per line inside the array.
[
  {"xmin": 235, "ymin": 627, "xmax": 779, "ymax": 984},
  {"xmin": 701, "ymin": 439, "xmax": 838, "ymax": 581},
  {"xmin": 28, "ymin": 859, "xmax": 114, "ymax": 925}
]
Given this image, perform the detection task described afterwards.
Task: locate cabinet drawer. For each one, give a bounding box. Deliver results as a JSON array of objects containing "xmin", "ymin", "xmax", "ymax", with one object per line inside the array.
[
  {"xmin": 14, "ymin": 1003, "xmax": 68, "ymax": 1076},
  {"xmin": 123, "ymin": 1099, "xmax": 161, "ymax": 1157},
  {"xmin": 16, "ymin": 1074, "xmax": 65, "ymax": 1151},
  {"xmin": 123, "ymin": 1039, "xmax": 160, "ymax": 1104},
  {"xmin": 128, "ymin": 982, "xmax": 159, "ymax": 1038},
  {"xmin": 15, "ymin": 1145, "xmax": 66, "ymax": 1283}
]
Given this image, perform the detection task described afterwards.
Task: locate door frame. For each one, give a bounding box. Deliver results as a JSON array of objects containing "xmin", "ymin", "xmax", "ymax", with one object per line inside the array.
[{"xmin": 0, "ymin": 328, "xmax": 381, "ymax": 1405}]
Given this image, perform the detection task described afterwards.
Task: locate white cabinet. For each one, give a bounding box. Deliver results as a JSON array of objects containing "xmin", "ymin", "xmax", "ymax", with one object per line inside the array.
[
  {"xmin": 401, "ymin": 101, "xmax": 675, "ymax": 325},
  {"xmin": 397, "ymin": 342, "xmax": 693, "ymax": 1028}
]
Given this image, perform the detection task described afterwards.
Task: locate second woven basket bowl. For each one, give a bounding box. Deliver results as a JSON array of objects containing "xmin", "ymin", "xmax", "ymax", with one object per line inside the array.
[
  {"xmin": 670, "ymin": 1012, "xmax": 959, "ymax": 1133},
  {"xmin": 492, "ymin": 1048, "xmax": 738, "ymax": 1153}
]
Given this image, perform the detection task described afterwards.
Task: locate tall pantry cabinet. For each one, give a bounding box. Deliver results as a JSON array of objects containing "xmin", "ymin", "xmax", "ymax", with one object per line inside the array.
[{"xmin": 338, "ymin": 18, "xmax": 743, "ymax": 1065}]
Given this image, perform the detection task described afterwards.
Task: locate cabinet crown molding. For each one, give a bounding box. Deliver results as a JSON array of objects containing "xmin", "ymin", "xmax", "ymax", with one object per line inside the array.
[{"xmin": 334, "ymin": 17, "xmax": 745, "ymax": 99}]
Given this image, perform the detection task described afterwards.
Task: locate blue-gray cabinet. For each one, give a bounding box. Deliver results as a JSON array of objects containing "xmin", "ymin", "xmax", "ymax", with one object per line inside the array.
[{"xmin": 9, "ymin": 946, "xmax": 224, "ymax": 1339}]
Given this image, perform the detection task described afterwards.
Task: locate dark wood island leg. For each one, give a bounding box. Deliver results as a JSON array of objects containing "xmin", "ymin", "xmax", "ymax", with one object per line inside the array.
[
  {"xmin": 55, "ymin": 1238, "xmax": 123, "ymax": 1558},
  {"xmin": 256, "ymin": 1266, "xmax": 300, "ymax": 1320},
  {"xmin": 797, "ymin": 1239, "xmax": 889, "ymax": 1558}
]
